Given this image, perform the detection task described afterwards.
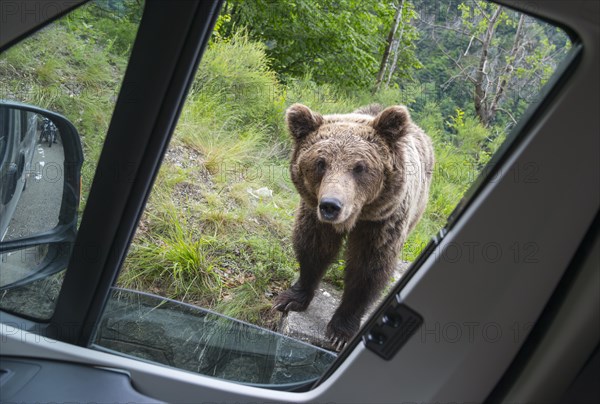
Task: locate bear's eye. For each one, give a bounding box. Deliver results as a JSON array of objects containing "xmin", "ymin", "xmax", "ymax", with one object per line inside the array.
[
  {"xmin": 353, "ymin": 163, "xmax": 366, "ymax": 174},
  {"xmin": 316, "ymin": 159, "xmax": 327, "ymax": 173}
]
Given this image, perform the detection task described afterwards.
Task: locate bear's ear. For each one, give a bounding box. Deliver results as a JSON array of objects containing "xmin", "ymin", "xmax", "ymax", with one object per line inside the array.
[
  {"xmin": 372, "ymin": 105, "xmax": 410, "ymax": 143},
  {"xmin": 286, "ymin": 103, "xmax": 324, "ymax": 141}
]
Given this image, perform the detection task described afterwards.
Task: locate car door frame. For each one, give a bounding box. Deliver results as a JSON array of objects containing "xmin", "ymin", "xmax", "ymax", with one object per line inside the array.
[
  {"xmin": 1, "ymin": 0, "xmax": 598, "ymax": 403},
  {"xmin": 45, "ymin": 0, "xmax": 224, "ymax": 344}
]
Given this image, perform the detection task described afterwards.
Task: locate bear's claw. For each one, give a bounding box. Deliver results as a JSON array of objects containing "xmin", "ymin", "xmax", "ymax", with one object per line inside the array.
[
  {"xmin": 272, "ymin": 301, "xmax": 295, "ymax": 312},
  {"xmin": 273, "ymin": 287, "xmax": 313, "ymax": 313},
  {"xmin": 329, "ymin": 336, "xmax": 347, "ymax": 351},
  {"xmin": 326, "ymin": 314, "xmax": 360, "ymax": 351}
]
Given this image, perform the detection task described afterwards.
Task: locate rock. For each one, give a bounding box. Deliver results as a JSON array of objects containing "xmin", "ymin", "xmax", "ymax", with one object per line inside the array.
[
  {"xmin": 278, "ymin": 283, "xmax": 342, "ymax": 350},
  {"xmin": 277, "ymin": 260, "xmax": 411, "ymax": 351}
]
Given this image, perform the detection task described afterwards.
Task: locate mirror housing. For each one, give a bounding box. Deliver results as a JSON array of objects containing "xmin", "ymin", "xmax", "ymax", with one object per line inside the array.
[{"xmin": 0, "ymin": 101, "xmax": 83, "ymax": 289}]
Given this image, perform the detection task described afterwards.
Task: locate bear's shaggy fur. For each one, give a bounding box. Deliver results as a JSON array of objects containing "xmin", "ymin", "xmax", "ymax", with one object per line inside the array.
[{"xmin": 274, "ymin": 103, "xmax": 434, "ymax": 347}]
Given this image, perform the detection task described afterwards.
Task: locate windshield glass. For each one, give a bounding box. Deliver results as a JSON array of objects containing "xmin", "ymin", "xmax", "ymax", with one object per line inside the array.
[{"xmin": 93, "ymin": 288, "xmax": 336, "ymax": 388}]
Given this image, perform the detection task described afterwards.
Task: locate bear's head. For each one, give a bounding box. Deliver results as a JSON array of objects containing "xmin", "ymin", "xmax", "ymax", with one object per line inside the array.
[{"xmin": 287, "ymin": 103, "xmax": 411, "ymax": 233}]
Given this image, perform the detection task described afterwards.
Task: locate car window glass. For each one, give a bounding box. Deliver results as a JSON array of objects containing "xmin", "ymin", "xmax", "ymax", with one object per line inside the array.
[
  {"xmin": 92, "ymin": 0, "xmax": 573, "ymax": 389},
  {"xmin": 0, "ymin": 109, "xmax": 6, "ymax": 161},
  {"xmin": 0, "ymin": 0, "xmax": 143, "ymax": 319},
  {"xmin": 19, "ymin": 112, "xmax": 26, "ymax": 142},
  {"xmin": 0, "ymin": 109, "xmax": 9, "ymax": 231}
]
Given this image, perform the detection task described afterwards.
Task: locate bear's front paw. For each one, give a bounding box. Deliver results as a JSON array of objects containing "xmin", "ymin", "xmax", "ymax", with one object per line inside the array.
[
  {"xmin": 326, "ymin": 315, "xmax": 360, "ymax": 351},
  {"xmin": 273, "ymin": 287, "xmax": 313, "ymax": 312}
]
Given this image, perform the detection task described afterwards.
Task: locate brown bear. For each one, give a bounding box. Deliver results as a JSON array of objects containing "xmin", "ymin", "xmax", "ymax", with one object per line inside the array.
[{"xmin": 274, "ymin": 103, "xmax": 434, "ymax": 349}]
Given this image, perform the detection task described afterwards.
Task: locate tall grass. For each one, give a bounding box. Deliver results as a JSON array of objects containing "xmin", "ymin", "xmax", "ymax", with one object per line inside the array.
[{"xmin": 122, "ymin": 204, "xmax": 224, "ymax": 305}]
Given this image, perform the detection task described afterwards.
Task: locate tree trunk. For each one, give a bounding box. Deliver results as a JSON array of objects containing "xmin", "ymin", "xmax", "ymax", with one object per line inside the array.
[
  {"xmin": 385, "ymin": 9, "xmax": 407, "ymax": 87},
  {"xmin": 473, "ymin": 6, "xmax": 503, "ymax": 127},
  {"xmin": 489, "ymin": 14, "xmax": 525, "ymax": 120},
  {"xmin": 373, "ymin": 0, "xmax": 404, "ymax": 93}
]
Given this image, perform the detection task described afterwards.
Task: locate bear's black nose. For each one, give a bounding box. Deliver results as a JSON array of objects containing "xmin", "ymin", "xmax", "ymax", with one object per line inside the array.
[{"xmin": 319, "ymin": 197, "xmax": 342, "ymax": 220}]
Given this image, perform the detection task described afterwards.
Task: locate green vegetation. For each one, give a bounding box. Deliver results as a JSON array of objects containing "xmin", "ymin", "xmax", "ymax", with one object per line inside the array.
[
  {"xmin": 0, "ymin": 0, "xmax": 141, "ymax": 209},
  {"xmin": 0, "ymin": 0, "xmax": 570, "ymax": 328},
  {"xmin": 220, "ymin": 0, "xmax": 421, "ymax": 90}
]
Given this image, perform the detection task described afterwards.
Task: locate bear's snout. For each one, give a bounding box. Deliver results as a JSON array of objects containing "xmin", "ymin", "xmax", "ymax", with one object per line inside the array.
[
  {"xmin": 319, "ymin": 197, "xmax": 343, "ymax": 221},
  {"xmin": 316, "ymin": 172, "xmax": 356, "ymax": 228}
]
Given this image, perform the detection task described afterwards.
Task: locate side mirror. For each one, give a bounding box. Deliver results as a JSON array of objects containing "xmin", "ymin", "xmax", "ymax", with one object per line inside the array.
[{"xmin": 0, "ymin": 101, "xmax": 83, "ymax": 289}]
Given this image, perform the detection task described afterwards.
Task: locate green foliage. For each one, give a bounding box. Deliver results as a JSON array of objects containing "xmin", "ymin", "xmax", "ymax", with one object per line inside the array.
[
  {"xmin": 413, "ymin": 0, "xmax": 571, "ymax": 128},
  {"xmin": 283, "ymin": 75, "xmax": 361, "ymax": 115},
  {"xmin": 60, "ymin": 0, "xmax": 143, "ymax": 56},
  {"xmin": 323, "ymin": 259, "xmax": 346, "ymax": 289},
  {"xmin": 446, "ymin": 108, "xmax": 490, "ymax": 159},
  {"xmin": 376, "ymin": 0, "xmax": 423, "ymax": 90},
  {"xmin": 219, "ymin": 0, "xmax": 401, "ymax": 90}
]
